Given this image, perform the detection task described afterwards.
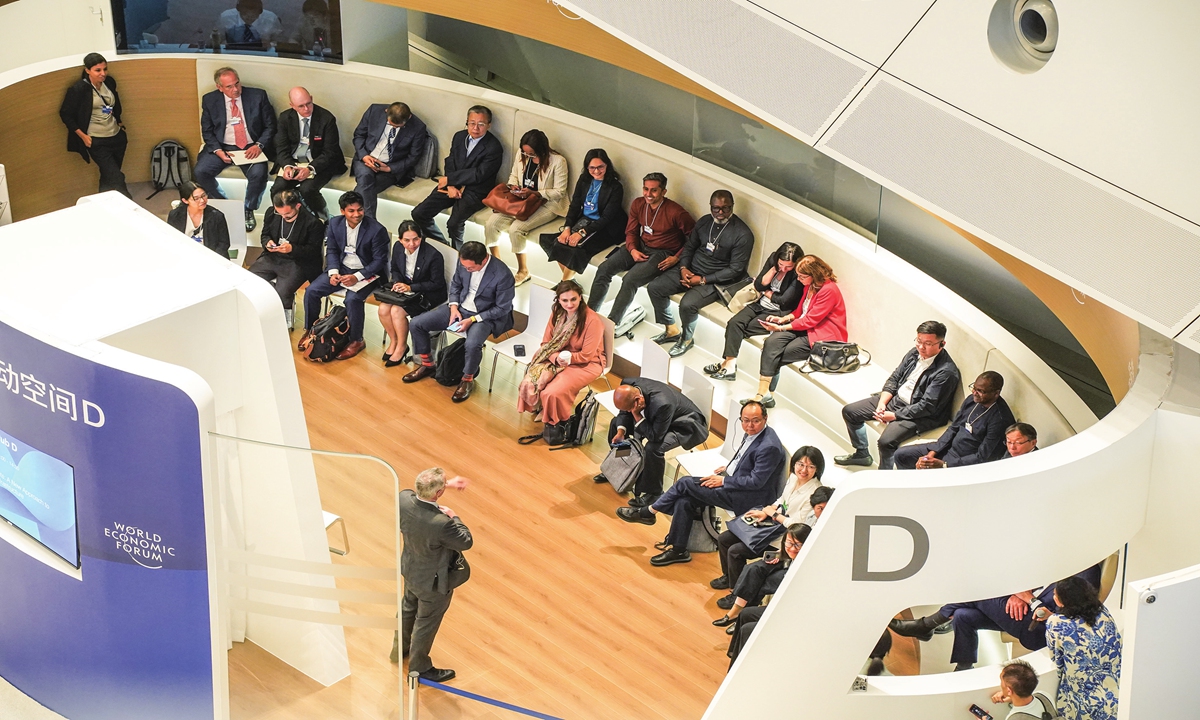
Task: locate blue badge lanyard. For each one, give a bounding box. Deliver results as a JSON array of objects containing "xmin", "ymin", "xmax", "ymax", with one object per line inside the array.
[{"xmin": 91, "ymin": 82, "xmax": 114, "ymax": 115}]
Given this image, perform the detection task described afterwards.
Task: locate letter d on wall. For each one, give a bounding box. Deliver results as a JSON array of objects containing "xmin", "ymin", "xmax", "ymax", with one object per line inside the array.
[{"xmin": 852, "ymin": 516, "xmax": 929, "ymax": 581}]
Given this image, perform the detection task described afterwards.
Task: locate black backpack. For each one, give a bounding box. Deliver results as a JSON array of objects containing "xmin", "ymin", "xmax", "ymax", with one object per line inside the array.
[
  {"xmin": 1011, "ymin": 693, "xmax": 1058, "ymax": 720},
  {"xmin": 147, "ymin": 140, "xmax": 191, "ymax": 199},
  {"xmin": 302, "ymin": 303, "xmax": 350, "ymax": 362},
  {"xmin": 435, "ymin": 338, "xmax": 467, "ymax": 386}
]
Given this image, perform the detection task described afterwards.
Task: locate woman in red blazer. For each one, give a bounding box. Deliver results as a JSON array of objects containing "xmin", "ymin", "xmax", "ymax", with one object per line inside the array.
[{"xmin": 744, "ymin": 255, "xmax": 847, "ymax": 407}]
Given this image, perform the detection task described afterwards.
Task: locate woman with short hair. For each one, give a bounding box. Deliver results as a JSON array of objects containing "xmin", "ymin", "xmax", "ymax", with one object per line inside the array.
[
  {"xmin": 59, "ymin": 52, "xmax": 130, "ymax": 198},
  {"xmin": 166, "ymin": 181, "xmax": 230, "ymax": 259},
  {"xmin": 1046, "ymin": 576, "xmax": 1122, "ymax": 720},
  {"xmin": 378, "ymin": 220, "xmax": 447, "ymax": 367},
  {"xmin": 712, "ymin": 523, "xmax": 811, "ymax": 628},
  {"xmin": 539, "ymin": 149, "xmax": 627, "ymax": 281}
]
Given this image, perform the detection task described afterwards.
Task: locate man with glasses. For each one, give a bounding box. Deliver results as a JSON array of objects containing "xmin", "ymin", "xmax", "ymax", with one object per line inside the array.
[
  {"xmin": 1002, "ymin": 422, "xmax": 1039, "ymax": 458},
  {"xmin": 271, "ymin": 87, "xmax": 345, "ymax": 220},
  {"xmin": 617, "ymin": 401, "xmax": 785, "ymax": 567},
  {"xmin": 351, "ymin": 101, "xmax": 427, "ymax": 218},
  {"xmin": 892, "ymin": 371, "xmax": 1014, "ymax": 470},
  {"xmin": 646, "ymin": 189, "xmax": 754, "ymax": 357},
  {"xmin": 410, "ymin": 106, "xmax": 503, "ymax": 248},
  {"xmin": 835, "ymin": 320, "xmax": 961, "ymax": 469}
]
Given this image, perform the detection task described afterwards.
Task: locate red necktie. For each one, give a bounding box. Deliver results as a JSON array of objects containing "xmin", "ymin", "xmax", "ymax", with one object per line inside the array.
[{"xmin": 230, "ymin": 100, "xmax": 249, "ymax": 149}]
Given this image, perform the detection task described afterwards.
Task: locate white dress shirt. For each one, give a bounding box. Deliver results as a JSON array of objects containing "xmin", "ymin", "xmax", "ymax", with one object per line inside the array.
[
  {"xmin": 293, "ymin": 113, "xmax": 312, "ymax": 162},
  {"xmin": 404, "ymin": 248, "xmax": 419, "ymax": 280},
  {"xmin": 222, "ymin": 95, "xmax": 254, "ymax": 146},
  {"xmin": 896, "ymin": 354, "xmax": 936, "ymax": 404},
  {"xmin": 370, "ymin": 124, "xmax": 398, "ymax": 161},
  {"xmin": 724, "ymin": 429, "xmax": 763, "ymax": 477},
  {"xmin": 332, "ymin": 221, "xmax": 364, "ymax": 278},
  {"xmin": 455, "ymin": 258, "xmax": 487, "ymax": 313}
]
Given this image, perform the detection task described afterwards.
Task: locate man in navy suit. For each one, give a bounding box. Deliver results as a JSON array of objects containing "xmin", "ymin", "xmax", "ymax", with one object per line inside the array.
[
  {"xmin": 351, "ymin": 101, "xmax": 428, "ymax": 218},
  {"xmin": 271, "ymin": 87, "xmax": 345, "ymax": 220},
  {"xmin": 193, "ymin": 67, "xmax": 276, "ymax": 232},
  {"xmin": 618, "ymin": 401, "xmax": 786, "ymax": 567},
  {"xmin": 299, "ymin": 191, "xmax": 389, "ymax": 360},
  {"xmin": 893, "ymin": 371, "xmax": 1015, "ymax": 470},
  {"xmin": 410, "ymin": 105, "xmax": 503, "ymax": 248},
  {"xmin": 404, "ymin": 241, "xmax": 514, "ymax": 402}
]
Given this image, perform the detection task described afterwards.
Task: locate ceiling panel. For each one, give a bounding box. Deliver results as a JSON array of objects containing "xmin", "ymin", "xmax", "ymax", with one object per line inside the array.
[{"xmin": 744, "ymin": 0, "xmax": 935, "ymax": 66}]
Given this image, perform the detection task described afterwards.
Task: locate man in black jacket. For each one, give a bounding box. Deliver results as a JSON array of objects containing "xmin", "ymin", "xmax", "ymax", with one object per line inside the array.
[
  {"xmin": 836, "ymin": 320, "xmax": 961, "ymax": 469},
  {"xmin": 351, "ymin": 101, "xmax": 428, "ymax": 218},
  {"xmin": 270, "ymin": 87, "xmax": 345, "ymax": 220},
  {"xmin": 645, "ymin": 190, "xmax": 754, "ymax": 357},
  {"xmin": 248, "ymin": 189, "xmax": 326, "ymax": 330},
  {"xmin": 893, "ymin": 371, "xmax": 1015, "ymax": 470},
  {"xmin": 410, "ymin": 105, "xmax": 503, "ymax": 249}
]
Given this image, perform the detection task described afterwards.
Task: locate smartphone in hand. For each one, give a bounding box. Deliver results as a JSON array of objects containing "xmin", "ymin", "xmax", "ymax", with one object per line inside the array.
[{"xmin": 968, "ymin": 705, "xmax": 994, "ymax": 720}]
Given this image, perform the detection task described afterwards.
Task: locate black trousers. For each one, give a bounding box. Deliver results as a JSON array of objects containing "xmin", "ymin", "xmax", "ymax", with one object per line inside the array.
[
  {"xmin": 606, "ymin": 416, "xmax": 688, "ymax": 497},
  {"xmin": 270, "ymin": 167, "xmax": 339, "ymax": 216},
  {"xmin": 249, "ymin": 253, "xmax": 319, "ymax": 309},
  {"xmin": 588, "ymin": 246, "xmax": 671, "ymax": 324},
  {"xmin": 759, "ymin": 330, "xmax": 811, "ymax": 377},
  {"xmin": 722, "ymin": 305, "xmax": 773, "ymax": 359},
  {"xmin": 841, "ymin": 395, "xmax": 919, "ymax": 470},
  {"xmin": 732, "ymin": 557, "xmax": 786, "ymax": 607},
  {"xmin": 540, "ymin": 222, "xmax": 623, "ymax": 274},
  {"xmin": 726, "ymin": 604, "xmax": 766, "ymax": 669},
  {"xmin": 88, "ymin": 131, "xmax": 130, "ymax": 198},
  {"xmin": 351, "ymin": 159, "xmax": 414, "ymax": 218},
  {"xmin": 717, "ymin": 529, "xmax": 761, "ymax": 589},
  {"xmin": 410, "ymin": 188, "xmax": 486, "ymax": 249},
  {"xmin": 646, "ymin": 267, "xmax": 722, "ymax": 340},
  {"xmin": 400, "ymin": 587, "xmax": 454, "ymax": 674}
]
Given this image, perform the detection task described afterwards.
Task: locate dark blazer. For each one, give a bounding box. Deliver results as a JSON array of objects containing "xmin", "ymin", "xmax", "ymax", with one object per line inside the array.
[
  {"xmin": 324, "ymin": 214, "xmax": 389, "ymax": 279},
  {"xmin": 167, "ymin": 204, "xmax": 231, "ymax": 259},
  {"xmin": 443, "ymin": 129, "xmax": 503, "ymax": 199},
  {"xmin": 200, "ymin": 87, "xmax": 276, "ymax": 154},
  {"xmin": 398, "ymin": 489, "xmax": 473, "ymax": 596},
  {"xmin": 351, "ymin": 104, "xmax": 428, "ymax": 183},
  {"xmin": 563, "ymin": 175, "xmax": 626, "ymax": 237},
  {"xmin": 750, "ymin": 254, "xmax": 803, "ymax": 312},
  {"xmin": 387, "ymin": 240, "xmax": 447, "ymax": 309},
  {"xmin": 448, "ymin": 256, "xmax": 515, "ymax": 334},
  {"xmin": 259, "ymin": 204, "xmax": 325, "ymax": 278},
  {"xmin": 616, "ymin": 378, "xmax": 709, "ymax": 453},
  {"xmin": 60, "ymin": 76, "xmax": 122, "ymax": 162},
  {"xmin": 927, "ymin": 395, "xmax": 1016, "ymax": 467},
  {"xmin": 720, "ymin": 425, "xmax": 788, "ymax": 515},
  {"xmin": 273, "ymin": 104, "xmax": 346, "ymax": 176},
  {"xmin": 882, "ymin": 348, "xmax": 961, "ymax": 433}
]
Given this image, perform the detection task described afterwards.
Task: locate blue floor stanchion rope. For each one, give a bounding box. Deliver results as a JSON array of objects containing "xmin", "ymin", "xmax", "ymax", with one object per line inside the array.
[{"xmin": 417, "ymin": 677, "xmax": 565, "ymax": 720}]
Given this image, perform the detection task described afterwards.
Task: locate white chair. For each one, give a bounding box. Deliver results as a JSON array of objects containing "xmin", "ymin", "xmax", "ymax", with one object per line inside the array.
[
  {"xmin": 675, "ymin": 398, "xmax": 744, "ymax": 480},
  {"xmin": 488, "ymin": 283, "xmax": 556, "ymax": 392},
  {"xmin": 597, "ymin": 337, "xmax": 671, "ymax": 416},
  {"xmin": 323, "ymin": 511, "xmax": 349, "ymax": 556},
  {"xmin": 681, "ymin": 365, "xmax": 715, "ymax": 450},
  {"xmin": 599, "ymin": 317, "xmax": 616, "ymax": 390},
  {"xmin": 208, "ymin": 198, "xmax": 248, "ymax": 264}
]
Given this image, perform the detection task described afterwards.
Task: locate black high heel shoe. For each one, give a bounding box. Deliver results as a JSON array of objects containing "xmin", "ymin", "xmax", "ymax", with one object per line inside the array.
[{"xmin": 385, "ymin": 351, "xmax": 412, "ymax": 368}]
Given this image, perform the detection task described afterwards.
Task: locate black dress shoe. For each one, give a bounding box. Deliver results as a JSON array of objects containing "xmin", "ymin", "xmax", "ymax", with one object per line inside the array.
[
  {"xmin": 650, "ymin": 331, "xmax": 681, "ymax": 345},
  {"xmin": 888, "ymin": 611, "xmax": 950, "ymax": 642},
  {"xmin": 628, "ymin": 493, "xmax": 660, "ymax": 508},
  {"xmin": 710, "ymin": 576, "xmax": 730, "ymax": 590},
  {"xmin": 403, "ymin": 364, "xmax": 437, "ymax": 383},
  {"xmin": 245, "ymin": 209, "xmax": 257, "ymax": 232},
  {"xmin": 593, "ymin": 473, "xmax": 608, "ymax": 484},
  {"xmin": 712, "ymin": 615, "xmax": 736, "ymax": 628},
  {"xmin": 668, "ymin": 339, "xmax": 694, "ymax": 357},
  {"xmin": 616, "ymin": 507, "xmax": 655, "ymax": 525},
  {"xmin": 703, "ymin": 362, "xmax": 723, "ymax": 375},
  {"xmin": 418, "ymin": 667, "xmax": 456, "ymax": 683},
  {"xmin": 726, "ymin": 623, "xmax": 736, "ymax": 636},
  {"xmin": 709, "ymin": 367, "xmax": 736, "ymax": 381},
  {"xmin": 716, "ymin": 593, "xmax": 736, "ymax": 610},
  {"xmin": 452, "ymin": 380, "xmax": 474, "ymax": 403},
  {"xmin": 835, "ymin": 450, "xmax": 873, "ymax": 467},
  {"xmin": 649, "ymin": 548, "xmax": 691, "ymax": 566}
]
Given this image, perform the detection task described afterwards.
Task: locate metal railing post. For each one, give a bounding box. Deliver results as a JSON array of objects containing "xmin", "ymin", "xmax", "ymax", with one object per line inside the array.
[{"xmin": 407, "ymin": 671, "xmax": 420, "ymax": 720}]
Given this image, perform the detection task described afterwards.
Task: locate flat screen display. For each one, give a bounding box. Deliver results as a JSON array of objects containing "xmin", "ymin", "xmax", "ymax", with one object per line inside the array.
[
  {"xmin": 112, "ymin": 0, "xmax": 343, "ymax": 64},
  {"xmin": 0, "ymin": 428, "xmax": 79, "ymax": 568}
]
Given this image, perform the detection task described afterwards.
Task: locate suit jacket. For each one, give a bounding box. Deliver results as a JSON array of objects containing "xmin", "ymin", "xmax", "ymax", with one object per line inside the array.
[
  {"xmin": 167, "ymin": 203, "xmax": 230, "ymax": 259},
  {"xmin": 60, "ymin": 76, "xmax": 122, "ymax": 162},
  {"xmin": 928, "ymin": 395, "xmax": 1016, "ymax": 467},
  {"xmin": 324, "ymin": 214, "xmax": 389, "ymax": 279},
  {"xmin": 786, "ymin": 280, "xmax": 848, "ymax": 343},
  {"xmin": 882, "ymin": 348, "xmax": 962, "ymax": 433},
  {"xmin": 751, "ymin": 254, "xmax": 803, "ymax": 313},
  {"xmin": 387, "ymin": 240, "xmax": 447, "ymax": 309},
  {"xmin": 615, "ymin": 377, "xmax": 709, "ymax": 452},
  {"xmin": 200, "ymin": 87, "xmax": 276, "ymax": 154},
  {"xmin": 351, "ymin": 104, "xmax": 428, "ymax": 183},
  {"xmin": 562, "ymin": 174, "xmax": 626, "ymax": 237},
  {"xmin": 448, "ymin": 256, "xmax": 515, "ymax": 334},
  {"xmin": 273, "ymin": 104, "xmax": 346, "ymax": 176},
  {"xmin": 443, "ymin": 129, "xmax": 504, "ymax": 199},
  {"xmin": 258, "ymin": 204, "xmax": 325, "ymax": 278},
  {"xmin": 720, "ymin": 426, "xmax": 788, "ymax": 515},
  {"xmin": 398, "ymin": 489, "xmax": 473, "ymax": 596}
]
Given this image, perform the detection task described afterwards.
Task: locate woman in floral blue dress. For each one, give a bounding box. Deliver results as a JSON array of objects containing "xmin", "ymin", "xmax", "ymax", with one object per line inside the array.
[{"xmin": 1046, "ymin": 576, "xmax": 1122, "ymax": 720}]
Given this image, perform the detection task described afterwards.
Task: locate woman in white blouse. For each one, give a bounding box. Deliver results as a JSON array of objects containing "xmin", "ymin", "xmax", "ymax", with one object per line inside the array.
[{"xmin": 483, "ymin": 129, "xmax": 569, "ymax": 286}]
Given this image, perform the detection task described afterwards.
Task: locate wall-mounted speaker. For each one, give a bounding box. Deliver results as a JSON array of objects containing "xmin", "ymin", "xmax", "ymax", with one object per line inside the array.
[{"xmin": 989, "ymin": 0, "xmax": 1059, "ymax": 73}]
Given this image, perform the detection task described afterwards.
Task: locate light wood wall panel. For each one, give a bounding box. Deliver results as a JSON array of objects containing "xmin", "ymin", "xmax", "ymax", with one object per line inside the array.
[{"xmin": 0, "ymin": 58, "xmax": 199, "ymax": 221}]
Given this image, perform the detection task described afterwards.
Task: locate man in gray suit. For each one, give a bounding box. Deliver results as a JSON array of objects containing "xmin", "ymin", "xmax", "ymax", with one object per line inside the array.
[{"xmin": 391, "ymin": 468, "xmax": 472, "ymax": 682}]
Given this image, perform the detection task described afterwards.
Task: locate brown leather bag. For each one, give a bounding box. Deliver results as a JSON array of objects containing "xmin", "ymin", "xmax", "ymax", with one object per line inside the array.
[{"xmin": 482, "ymin": 183, "xmax": 544, "ymax": 221}]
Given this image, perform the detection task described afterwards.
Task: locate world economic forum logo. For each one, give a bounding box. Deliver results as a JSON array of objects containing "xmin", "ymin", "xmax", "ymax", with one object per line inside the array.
[{"xmin": 104, "ymin": 522, "xmax": 177, "ymax": 569}]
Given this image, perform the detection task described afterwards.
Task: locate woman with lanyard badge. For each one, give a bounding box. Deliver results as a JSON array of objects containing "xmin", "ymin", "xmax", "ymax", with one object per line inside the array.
[
  {"xmin": 540, "ymin": 148, "xmax": 627, "ymax": 281},
  {"xmin": 167, "ymin": 182, "xmax": 231, "ymax": 259},
  {"xmin": 59, "ymin": 53, "xmax": 131, "ymax": 198}
]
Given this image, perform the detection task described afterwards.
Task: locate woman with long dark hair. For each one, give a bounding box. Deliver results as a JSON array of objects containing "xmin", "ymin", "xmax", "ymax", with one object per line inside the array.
[
  {"xmin": 539, "ymin": 148, "xmax": 627, "ymax": 281},
  {"xmin": 166, "ymin": 181, "xmax": 230, "ymax": 258},
  {"xmin": 1046, "ymin": 576, "xmax": 1122, "ymax": 720},
  {"xmin": 59, "ymin": 53, "xmax": 130, "ymax": 198}
]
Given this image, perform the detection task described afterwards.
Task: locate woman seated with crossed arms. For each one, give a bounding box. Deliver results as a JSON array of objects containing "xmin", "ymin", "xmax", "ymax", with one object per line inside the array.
[
  {"xmin": 517, "ymin": 280, "xmax": 606, "ymax": 442},
  {"xmin": 167, "ymin": 181, "xmax": 230, "ymax": 259},
  {"xmin": 704, "ymin": 241, "xmax": 803, "ymax": 381},
  {"xmin": 378, "ymin": 220, "xmax": 447, "ymax": 367},
  {"xmin": 743, "ymin": 254, "xmax": 847, "ymax": 408}
]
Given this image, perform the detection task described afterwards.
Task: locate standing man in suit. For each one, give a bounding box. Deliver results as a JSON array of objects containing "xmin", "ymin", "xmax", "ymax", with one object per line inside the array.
[
  {"xmin": 392, "ymin": 467, "xmax": 472, "ymax": 683},
  {"xmin": 598, "ymin": 378, "xmax": 709, "ymax": 507},
  {"xmin": 893, "ymin": 371, "xmax": 1015, "ymax": 470},
  {"xmin": 404, "ymin": 240, "xmax": 515, "ymax": 402},
  {"xmin": 271, "ymin": 87, "xmax": 345, "ymax": 220},
  {"xmin": 299, "ymin": 191, "xmax": 389, "ymax": 360},
  {"xmin": 351, "ymin": 101, "xmax": 428, "ymax": 219},
  {"xmin": 194, "ymin": 67, "xmax": 276, "ymax": 232},
  {"xmin": 617, "ymin": 401, "xmax": 785, "ymax": 566},
  {"xmin": 410, "ymin": 105, "xmax": 503, "ymax": 249}
]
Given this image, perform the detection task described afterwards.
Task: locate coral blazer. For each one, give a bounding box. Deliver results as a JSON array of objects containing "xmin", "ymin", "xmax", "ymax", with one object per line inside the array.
[{"xmin": 787, "ymin": 280, "xmax": 848, "ymax": 343}]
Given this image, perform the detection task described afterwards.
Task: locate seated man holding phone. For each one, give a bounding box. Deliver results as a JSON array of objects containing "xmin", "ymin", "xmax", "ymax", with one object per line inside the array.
[
  {"xmin": 248, "ymin": 189, "xmax": 325, "ymax": 330},
  {"xmin": 404, "ymin": 241, "xmax": 514, "ymax": 402}
]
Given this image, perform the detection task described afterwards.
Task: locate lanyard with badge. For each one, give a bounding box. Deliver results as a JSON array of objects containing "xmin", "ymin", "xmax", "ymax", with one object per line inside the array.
[
  {"xmin": 641, "ymin": 201, "xmax": 663, "ymax": 239},
  {"xmin": 706, "ymin": 217, "xmax": 728, "ymax": 253},
  {"xmin": 91, "ymin": 83, "xmax": 114, "ymax": 116}
]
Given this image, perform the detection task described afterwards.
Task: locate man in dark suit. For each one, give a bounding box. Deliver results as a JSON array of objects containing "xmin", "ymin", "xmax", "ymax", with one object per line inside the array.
[
  {"xmin": 299, "ymin": 191, "xmax": 389, "ymax": 360},
  {"xmin": 391, "ymin": 468, "xmax": 472, "ymax": 683},
  {"xmin": 403, "ymin": 241, "xmax": 514, "ymax": 402},
  {"xmin": 193, "ymin": 67, "xmax": 276, "ymax": 232},
  {"xmin": 270, "ymin": 87, "xmax": 345, "ymax": 220},
  {"xmin": 893, "ymin": 371, "xmax": 1015, "ymax": 470},
  {"xmin": 351, "ymin": 101, "xmax": 427, "ymax": 218},
  {"xmin": 410, "ymin": 105, "xmax": 503, "ymax": 248},
  {"xmin": 248, "ymin": 189, "xmax": 326, "ymax": 330},
  {"xmin": 599, "ymin": 378, "xmax": 709, "ymax": 507},
  {"xmin": 836, "ymin": 320, "xmax": 961, "ymax": 469},
  {"xmin": 617, "ymin": 401, "xmax": 785, "ymax": 566}
]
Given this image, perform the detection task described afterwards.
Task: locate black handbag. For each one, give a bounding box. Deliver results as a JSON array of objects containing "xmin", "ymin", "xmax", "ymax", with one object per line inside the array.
[
  {"xmin": 801, "ymin": 341, "xmax": 871, "ymax": 374},
  {"xmin": 726, "ymin": 510, "xmax": 787, "ymax": 554},
  {"xmin": 446, "ymin": 550, "xmax": 471, "ymax": 590},
  {"xmin": 373, "ymin": 287, "xmax": 428, "ymax": 315}
]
